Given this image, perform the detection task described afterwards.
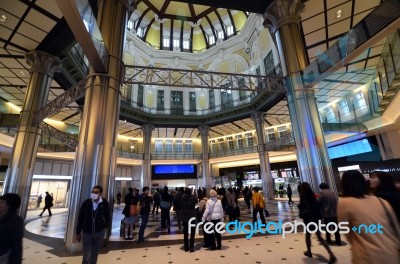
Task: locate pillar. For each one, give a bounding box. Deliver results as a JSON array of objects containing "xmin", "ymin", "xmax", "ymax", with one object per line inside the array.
[
  {"xmin": 198, "ymin": 125, "xmax": 212, "ymax": 191},
  {"xmin": 263, "ymin": 0, "xmax": 337, "ymax": 195},
  {"xmin": 65, "ymin": 0, "xmax": 134, "ymax": 252},
  {"xmin": 251, "ymin": 112, "xmax": 275, "ymax": 200},
  {"xmin": 3, "ymin": 51, "xmax": 61, "ymax": 218},
  {"xmin": 141, "ymin": 124, "xmax": 154, "ymax": 190}
]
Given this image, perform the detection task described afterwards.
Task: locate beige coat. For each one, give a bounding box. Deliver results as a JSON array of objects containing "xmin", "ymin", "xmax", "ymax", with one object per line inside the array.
[{"xmin": 338, "ymin": 195, "xmax": 400, "ymax": 264}]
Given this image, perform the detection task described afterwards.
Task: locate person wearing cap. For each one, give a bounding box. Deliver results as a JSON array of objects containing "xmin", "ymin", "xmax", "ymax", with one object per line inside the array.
[{"xmin": 318, "ymin": 183, "xmax": 341, "ymax": 245}]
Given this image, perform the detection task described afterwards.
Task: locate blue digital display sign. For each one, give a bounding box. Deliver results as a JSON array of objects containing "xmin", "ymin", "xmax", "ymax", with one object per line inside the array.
[
  {"xmin": 328, "ymin": 139, "xmax": 372, "ymax": 159},
  {"xmin": 154, "ymin": 165, "xmax": 195, "ymax": 174}
]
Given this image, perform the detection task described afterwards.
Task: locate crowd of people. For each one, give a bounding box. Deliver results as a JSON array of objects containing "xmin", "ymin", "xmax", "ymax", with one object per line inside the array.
[{"xmin": 1, "ymin": 169, "xmax": 399, "ymax": 264}]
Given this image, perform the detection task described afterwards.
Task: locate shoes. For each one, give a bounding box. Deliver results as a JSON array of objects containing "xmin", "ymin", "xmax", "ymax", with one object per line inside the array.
[
  {"xmin": 208, "ymin": 247, "xmax": 217, "ymax": 251},
  {"xmin": 202, "ymin": 244, "xmax": 210, "ymax": 248},
  {"xmin": 184, "ymin": 248, "xmax": 189, "ymax": 252},
  {"xmin": 303, "ymin": 251, "xmax": 312, "ymax": 258},
  {"xmin": 38, "ymin": 214, "xmax": 42, "ymax": 217},
  {"xmin": 328, "ymin": 255, "xmax": 337, "ymax": 264},
  {"xmin": 190, "ymin": 248, "xmax": 194, "ymax": 253},
  {"xmin": 167, "ymin": 227, "xmax": 171, "ymax": 234},
  {"xmin": 49, "ymin": 214, "xmax": 52, "ymax": 216},
  {"xmin": 335, "ymin": 242, "xmax": 343, "ymax": 246},
  {"xmin": 124, "ymin": 237, "xmax": 129, "ymax": 240}
]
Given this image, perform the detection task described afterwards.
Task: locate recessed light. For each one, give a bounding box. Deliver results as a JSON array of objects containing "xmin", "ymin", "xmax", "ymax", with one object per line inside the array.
[
  {"xmin": 0, "ymin": 14, "xmax": 7, "ymax": 23},
  {"xmin": 336, "ymin": 10, "xmax": 342, "ymax": 18},
  {"xmin": 20, "ymin": 70, "xmax": 25, "ymax": 76}
]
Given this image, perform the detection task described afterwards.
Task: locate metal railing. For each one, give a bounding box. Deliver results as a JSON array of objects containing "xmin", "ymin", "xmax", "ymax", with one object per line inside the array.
[
  {"xmin": 209, "ymin": 146, "xmax": 258, "ymax": 158},
  {"xmin": 302, "ymin": 0, "xmax": 400, "ymax": 87},
  {"xmin": 264, "ymin": 133, "xmax": 296, "ymax": 152},
  {"xmin": 35, "ymin": 79, "xmax": 86, "ymax": 124},
  {"xmin": 151, "ymin": 153, "xmax": 202, "ymax": 160},
  {"xmin": 123, "ymin": 65, "xmax": 286, "ymax": 92}
]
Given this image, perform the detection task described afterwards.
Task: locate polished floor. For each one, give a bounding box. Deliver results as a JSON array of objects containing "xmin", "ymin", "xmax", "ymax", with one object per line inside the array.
[{"xmin": 23, "ymin": 198, "xmax": 352, "ymax": 263}]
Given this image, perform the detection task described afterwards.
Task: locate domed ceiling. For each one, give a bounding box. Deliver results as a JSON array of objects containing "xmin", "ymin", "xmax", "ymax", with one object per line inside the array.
[{"xmin": 130, "ymin": 0, "xmax": 248, "ymax": 52}]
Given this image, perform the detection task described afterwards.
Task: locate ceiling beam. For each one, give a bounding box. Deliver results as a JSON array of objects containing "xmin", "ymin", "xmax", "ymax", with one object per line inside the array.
[
  {"xmin": 227, "ymin": 10, "xmax": 237, "ymax": 36},
  {"xmin": 214, "ymin": 10, "xmax": 227, "ymax": 40},
  {"xmin": 171, "ymin": 0, "xmax": 270, "ymax": 14}
]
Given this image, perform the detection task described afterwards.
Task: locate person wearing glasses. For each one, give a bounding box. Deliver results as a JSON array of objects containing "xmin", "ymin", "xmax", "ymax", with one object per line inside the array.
[{"xmin": 76, "ymin": 186, "xmax": 110, "ymax": 264}]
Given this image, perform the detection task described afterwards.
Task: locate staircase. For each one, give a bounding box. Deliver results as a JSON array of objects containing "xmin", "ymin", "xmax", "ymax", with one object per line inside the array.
[{"xmin": 373, "ymin": 29, "xmax": 400, "ymax": 113}]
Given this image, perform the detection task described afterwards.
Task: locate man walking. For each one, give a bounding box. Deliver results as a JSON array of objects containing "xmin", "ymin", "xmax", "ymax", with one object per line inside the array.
[
  {"xmin": 76, "ymin": 185, "xmax": 110, "ymax": 264},
  {"xmin": 287, "ymin": 184, "xmax": 294, "ymax": 206},
  {"xmin": 318, "ymin": 183, "xmax": 341, "ymax": 245},
  {"xmin": 39, "ymin": 192, "xmax": 53, "ymax": 217}
]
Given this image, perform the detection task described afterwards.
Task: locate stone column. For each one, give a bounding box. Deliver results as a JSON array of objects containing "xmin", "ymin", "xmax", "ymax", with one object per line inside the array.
[
  {"xmin": 263, "ymin": 0, "xmax": 337, "ymax": 195},
  {"xmin": 251, "ymin": 112, "xmax": 275, "ymax": 200},
  {"xmin": 65, "ymin": 0, "xmax": 134, "ymax": 252},
  {"xmin": 3, "ymin": 51, "xmax": 61, "ymax": 218},
  {"xmin": 198, "ymin": 125, "xmax": 212, "ymax": 191},
  {"xmin": 141, "ymin": 124, "xmax": 154, "ymax": 190}
]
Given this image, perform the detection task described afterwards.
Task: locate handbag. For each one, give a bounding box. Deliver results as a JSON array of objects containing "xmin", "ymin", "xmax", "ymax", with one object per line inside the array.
[
  {"xmin": 136, "ymin": 201, "xmax": 142, "ymax": 214},
  {"xmin": 129, "ymin": 204, "xmax": 138, "ymax": 216}
]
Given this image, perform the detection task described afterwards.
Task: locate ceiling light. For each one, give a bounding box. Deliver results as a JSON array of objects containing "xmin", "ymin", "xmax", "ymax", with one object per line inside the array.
[
  {"xmin": 336, "ymin": 10, "xmax": 342, "ymax": 18},
  {"xmin": 0, "ymin": 14, "xmax": 7, "ymax": 23}
]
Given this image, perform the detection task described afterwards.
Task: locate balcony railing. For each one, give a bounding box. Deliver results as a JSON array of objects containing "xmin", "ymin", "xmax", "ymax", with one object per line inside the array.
[
  {"xmin": 264, "ymin": 133, "xmax": 296, "ymax": 152},
  {"xmin": 209, "ymin": 146, "xmax": 258, "ymax": 158},
  {"xmin": 121, "ymin": 91, "xmax": 260, "ymax": 117},
  {"xmin": 151, "ymin": 152, "xmax": 202, "ymax": 160}
]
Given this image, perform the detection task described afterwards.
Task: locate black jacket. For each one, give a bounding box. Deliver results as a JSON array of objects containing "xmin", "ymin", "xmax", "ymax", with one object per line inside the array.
[
  {"xmin": 139, "ymin": 194, "xmax": 152, "ymax": 215},
  {"xmin": 181, "ymin": 194, "xmax": 197, "ymax": 222},
  {"xmin": 76, "ymin": 198, "xmax": 110, "ymax": 234},
  {"xmin": 376, "ymin": 191, "xmax": 400, "ymax": 223},
  {"xmin": 44, "ymin": 193, "xmax": 53, "ymax": 207},
  {"xmin": 173, "ymin": 192, "xmax": 183, "ymax": 210},
  {"xmin": 0, "ymin": 212, "xmax": 23, "ymax": 264},
  {"xmin": 298, "ymin": 193, "xmax": 321, "ymax": 223}
]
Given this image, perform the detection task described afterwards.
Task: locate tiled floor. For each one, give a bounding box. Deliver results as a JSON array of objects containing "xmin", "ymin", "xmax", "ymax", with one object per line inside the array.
[{"xmin": 23, "ymin": 199, "xmax": 352, "ymax": 263}]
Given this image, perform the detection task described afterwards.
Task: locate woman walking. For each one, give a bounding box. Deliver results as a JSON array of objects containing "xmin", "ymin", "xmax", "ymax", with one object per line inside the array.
[{"xmin": 298, "ymin": 182, "xmax": 336, "ymax": 263}]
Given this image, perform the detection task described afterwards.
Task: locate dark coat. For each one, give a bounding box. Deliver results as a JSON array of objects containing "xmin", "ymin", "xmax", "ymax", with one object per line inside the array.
[
  {"xmin": 298, "ymin": 193, "xmax": 321, "ymax": 223},
  {"xmin": 44, "ymin": 193, "xmax": 53, "ymax": 208},
  {"xmin": 181, "ymin": 194, "xmax": 197, "ymax": 222},
  {"xmin": 139, "ymin": 194, "xmax": 152, "ymax": 215},
  {"xmin": 0, "ymin": 212, "xmax": 24, "ymax": 264},
  {"xmin": 76, "ymin": 198, "xmax": 110, "ymax": 234},
  {"xmin": 376, "ymin": 191, "xmax": 400, "ymax": 223}
]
